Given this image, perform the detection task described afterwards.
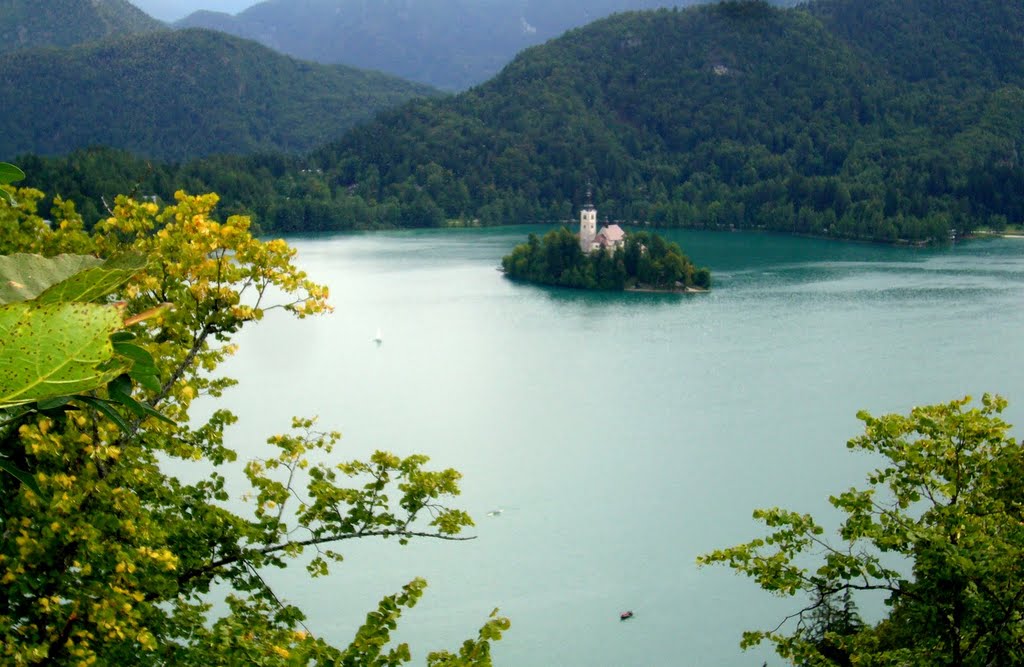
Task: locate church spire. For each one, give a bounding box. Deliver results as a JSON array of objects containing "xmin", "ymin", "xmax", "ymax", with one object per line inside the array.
[{"xmin": 579, "ymin": 181, "xmax": 598, "ymax": 252}]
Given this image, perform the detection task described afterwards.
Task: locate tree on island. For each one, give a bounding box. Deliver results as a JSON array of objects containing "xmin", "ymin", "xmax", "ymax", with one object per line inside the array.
[
  {"xmin": 0, "ymin": 184, "xmax": 507, "ymax": 665},
  {"xmin": 501, "ymin": 227, "xmax": 710, "ymax": 291},
  {"xmin": 699, "ymin": 394, "xmax": 1024, "ymax": 666}
]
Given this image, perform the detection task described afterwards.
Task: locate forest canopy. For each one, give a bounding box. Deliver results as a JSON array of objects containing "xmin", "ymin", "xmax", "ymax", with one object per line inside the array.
[{"xmin": 15, "ymin": 0, "xmax": 1024, "ymax": 244}]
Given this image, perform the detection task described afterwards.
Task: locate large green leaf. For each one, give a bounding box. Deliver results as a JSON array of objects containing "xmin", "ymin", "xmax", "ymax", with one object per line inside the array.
[
  {"xmin": 0, "ymin": 457, "xmax": 41, "ymax": 496},
  {"xmin": 36, "ymin": 253, "xmax": 147, "ymax": 304},
  {"xmin": 0, "ymin": 253, "xmax": 146, "ymax": 305},
  {"xmin": 0, "ymin": 254, "xmax": 103, "ymax": 305},
  {"xmin": 0, "ymin": 163, "xmax": 23, "ymax": 206},
  {"xmin": 0, "ymin": 302, "xmax": 128, "ymax": 407},
  {"xmin": 0, "ymin": 163, "xmax": 24, "ymax": 186}
]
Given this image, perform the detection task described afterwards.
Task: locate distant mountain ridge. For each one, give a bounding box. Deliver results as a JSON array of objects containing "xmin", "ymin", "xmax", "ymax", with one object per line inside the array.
[
  {"xmin": 18, "ymin": 0, "xmax": 1024, "ymax": 245},
  {"xmin": 289, "ymin": 0, "xmax": 1024, "ymax": 239},
  {"xmin": 0, "ymin": 28, "xmax": 440, "ymax": 160},
  {"xmin": 0, "ymin": 0, "xmax": 165, "ymax": 54},
  {"xmin": 175, "ymin": 0, "xmax": 798, "ymax": 90}
]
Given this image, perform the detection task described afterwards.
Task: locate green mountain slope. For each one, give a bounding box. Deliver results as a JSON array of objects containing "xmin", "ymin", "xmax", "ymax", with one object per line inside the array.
[
  {"xmin": 810, "ymin": 0, "xmax": 1024, "ymax": 88},
  {"xmin": 0, "ymin": 0, "xmax": 165, "ymax": 54},
  {"xmin": 293, "ymin": 0, "xmax": 1022, "ymax": 240},
  {"xmin": 0, "ymin": 29, "xmax": 440, "ymax": 160},
  {"xmin": 176, "ymin": 0, "xmax": 799, "ymax": 91},
  {"xmin": 18, "ymin": 0, "xmax": 1024, "ymax": 243}
]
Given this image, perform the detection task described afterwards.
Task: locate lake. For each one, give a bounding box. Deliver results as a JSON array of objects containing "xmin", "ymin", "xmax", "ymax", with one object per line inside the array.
[{"xmin": 203, "ymin": 227, "xmax": 1024, "ymax": 666}]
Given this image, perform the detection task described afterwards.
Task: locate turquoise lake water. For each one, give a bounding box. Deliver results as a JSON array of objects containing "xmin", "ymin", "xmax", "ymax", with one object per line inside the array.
[{"xmin": 200, "ymin": 228, "xmax": 1024, "ymax": 666}]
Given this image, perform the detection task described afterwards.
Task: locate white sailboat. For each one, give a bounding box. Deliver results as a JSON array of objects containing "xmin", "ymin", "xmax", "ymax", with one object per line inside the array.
[{"xmin": 373, "ymin": 327, "xmax": 383, "ymax": 344}]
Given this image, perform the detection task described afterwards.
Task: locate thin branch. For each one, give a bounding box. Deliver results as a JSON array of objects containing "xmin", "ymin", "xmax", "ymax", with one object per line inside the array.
[
  {"xmin": 275, "ymin": 458, "xmax": 299, "ymax": 526},
  {"xmin": 243, "ymin": 561, "xmax": 316, "ymax": 640},
  {"xmin": 178, "ymin": 529, "xmax": 474, "ymax": 586}
]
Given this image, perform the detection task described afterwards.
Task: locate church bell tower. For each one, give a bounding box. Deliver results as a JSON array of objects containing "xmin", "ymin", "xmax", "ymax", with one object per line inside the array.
[{"xmin": 579, "ymin": 184, "xmax": 597, "ymax": 252}]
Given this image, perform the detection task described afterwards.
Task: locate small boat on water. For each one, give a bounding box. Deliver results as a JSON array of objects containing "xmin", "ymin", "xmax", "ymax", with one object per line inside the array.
[
  {"xmin": 373, "ymin": 327, "xmax": 383, "ymax": 344},
  {"xmin": 620, "ymin": 611, "xmax": 634, "ymax": 621}
]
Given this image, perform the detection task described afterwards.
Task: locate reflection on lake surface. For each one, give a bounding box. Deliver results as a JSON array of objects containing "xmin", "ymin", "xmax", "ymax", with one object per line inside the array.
[{"xmin": 204, "ymin": 228, "xmax": 1024, "ymax": 666}]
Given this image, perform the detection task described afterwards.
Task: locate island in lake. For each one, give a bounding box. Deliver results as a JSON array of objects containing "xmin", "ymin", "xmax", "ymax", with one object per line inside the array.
[{"xmin": 501, "ymin": 193, "xmax": 711, "ymax": 292}]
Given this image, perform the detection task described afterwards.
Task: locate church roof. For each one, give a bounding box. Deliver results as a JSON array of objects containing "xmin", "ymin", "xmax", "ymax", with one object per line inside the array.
[{"xmin": 597, "ymin": 224, "xmax": 625, "ymax": 243}]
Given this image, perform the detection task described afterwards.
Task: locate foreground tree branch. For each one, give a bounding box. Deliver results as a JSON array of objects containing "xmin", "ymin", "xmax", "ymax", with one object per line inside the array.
[
  {"xmin": 699, "ymin": 394, "xmax": 1024, "ymax": 666},
  {"xmin": 0, "ymin": 191, "xmax": 505, "ymax": 666}
]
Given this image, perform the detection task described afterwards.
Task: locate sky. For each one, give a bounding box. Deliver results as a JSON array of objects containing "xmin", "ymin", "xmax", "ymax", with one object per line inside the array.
[{"xmin": 130, "ymin": 0, "xmax": 257, "ymax": 22}]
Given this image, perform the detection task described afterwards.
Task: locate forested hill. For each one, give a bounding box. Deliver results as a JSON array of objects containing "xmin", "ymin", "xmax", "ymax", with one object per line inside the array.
[
  {"xmin": 810, "ymin": 0, "xmax": 1024, "ymax": 88},
  {"xmin": 0, "ymin": 29, "xmax": 440, "ymax": 160},
  {"xmin": 296, "ymin": 0, "xmax": 1023, "ymax": 241},
  {"xmin": 18, "ymin": 0, "xmax": 1024, "ymax": 243},
  {"xmin": 175, "ymin": 0, "xmax": 800, "ymax": 91},
  {"xmin": 0, "ymin": 0, "xmax": 165, "ymax": 55}
]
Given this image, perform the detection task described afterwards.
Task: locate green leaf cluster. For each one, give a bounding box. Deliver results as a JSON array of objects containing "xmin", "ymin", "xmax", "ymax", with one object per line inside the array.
[
  {"xmin": 699, "ymin": 394, "xmax": 1024, "ymax": 665},
  {"xmin": 0, "ymin": 192, "xmax": 506, "ymax": 665},
  {"xmin": 0, "ymin": 251, "xmax": 159, "ymax": 492}
]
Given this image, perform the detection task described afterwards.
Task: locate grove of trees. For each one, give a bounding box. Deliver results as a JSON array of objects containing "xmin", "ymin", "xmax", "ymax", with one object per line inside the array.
[{"xmin": 501, "ymin": 227, "xmax": 710, "ymax": 291}]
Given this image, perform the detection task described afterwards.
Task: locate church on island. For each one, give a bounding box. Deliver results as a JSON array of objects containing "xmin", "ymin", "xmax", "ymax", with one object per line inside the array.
[{"xmin": 578, "ymin": 191, "xmax": 625, "ymax": 253}]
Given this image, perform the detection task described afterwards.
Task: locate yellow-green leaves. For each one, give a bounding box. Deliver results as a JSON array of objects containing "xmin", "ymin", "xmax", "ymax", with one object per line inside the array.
[
  {"xmin": 0, "ymin": 191, "xmax": 501, "ymax": 666},
  {"xmin": 426, "ymin": 608, "xmax": 511, "ymax": 667}
]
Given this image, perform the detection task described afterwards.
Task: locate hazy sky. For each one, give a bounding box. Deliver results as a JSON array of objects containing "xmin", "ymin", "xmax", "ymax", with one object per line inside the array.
[{"xmin": 131, "ymin": 0, "xmax": 258, "ymax": 22}]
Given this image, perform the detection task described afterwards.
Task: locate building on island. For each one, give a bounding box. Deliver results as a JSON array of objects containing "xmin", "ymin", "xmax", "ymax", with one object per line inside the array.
[{"xmin": 578, "ymin": 189, "xmax": 625, "ymax": 253}]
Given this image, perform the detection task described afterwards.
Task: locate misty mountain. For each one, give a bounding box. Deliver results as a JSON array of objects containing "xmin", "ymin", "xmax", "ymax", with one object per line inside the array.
[
  {"xmin": 0, "ymin": 28, "xmax": 440, "ymax": 160},
  {"xmin": 175, "ymin": 0, "xmax": 798, "ymax": 90},
  {"xmin": 0, "ymin": 0, "xmax": 165, "ymax": 55}
]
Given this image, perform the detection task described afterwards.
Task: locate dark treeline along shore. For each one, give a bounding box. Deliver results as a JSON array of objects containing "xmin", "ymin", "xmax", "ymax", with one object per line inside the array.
[{"xmin": 13, "ymin": 0, "xmax": 1024, "ymax": 245}]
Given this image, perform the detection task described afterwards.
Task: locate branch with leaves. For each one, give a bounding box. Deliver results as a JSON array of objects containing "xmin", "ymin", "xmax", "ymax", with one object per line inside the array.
[
  {"xmin": 0, "ymin": 190, "xmax": 506, "ymax": 665},
  {"xmin": 698, "ymin": 395, "xmax": 1024, "ymax": 666}
]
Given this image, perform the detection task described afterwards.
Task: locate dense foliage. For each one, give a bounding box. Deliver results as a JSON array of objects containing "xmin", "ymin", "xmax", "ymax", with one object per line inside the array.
[
  {"xmin": 0, "ymin": 186, "xmax": 507, "ymax": 665},
  {"xmin": 0, "ymin": 0, "xmax": 164, "ymax": 55},
  {"xmin": 16, "ymin": 0, "xmax": 1024, "ymax": 242},
  {"xmin": 502, "ymin": 228, "xmax": 710, "ymax": 290},
  {"xmin": 700, "ymin": 395, "xmax": 1024, "ymax": 666},
  {"xmin": 0, "ymin": 29, "xmax": 440, "ymax": 160},
  {"xmin": 177, "ymin": 0, "xmax": 800, "ymax": 91}
]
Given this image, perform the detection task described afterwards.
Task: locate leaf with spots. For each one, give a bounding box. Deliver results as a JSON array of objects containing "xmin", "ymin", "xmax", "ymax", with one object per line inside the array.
[
  {"xmin": 0, "ymin": 252, "xmax": 146, "ymax": 305},
  {"xmin": 0, "ymin": 301, "xmax": 128, "ymax": 407},
  {"xmin": 0, "ymin": 254, "xmax": 103, "ymax": 305},
  {"xmin": 36, "ymin": 253, "xmax": 147, "ymax": 304}
]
